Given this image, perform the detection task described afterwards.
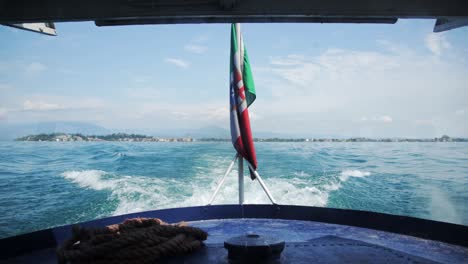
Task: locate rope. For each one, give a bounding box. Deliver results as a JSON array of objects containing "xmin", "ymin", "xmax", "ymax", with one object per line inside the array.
[{"xmin": 56, "ymin": 218, "xmax": 208, "ymax": 264}]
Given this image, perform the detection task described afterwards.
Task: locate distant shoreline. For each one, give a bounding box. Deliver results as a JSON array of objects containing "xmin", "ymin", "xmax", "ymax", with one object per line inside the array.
[
  {"xmin": 200, "ymin": 136, "xmax": 467, "ymax": 142},
  {"xmin": 14, "ymin": 133, "xmax": 467, "ymax": 142},
  {"xmin": 16, "ymin": 133, "xmax": 193, "ymax": 142}
]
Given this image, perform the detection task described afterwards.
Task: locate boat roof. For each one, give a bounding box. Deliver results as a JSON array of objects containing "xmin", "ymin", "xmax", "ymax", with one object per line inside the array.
[{"xmin": 1, "ymin": 0, "xmax": 468, "ymax": 32}]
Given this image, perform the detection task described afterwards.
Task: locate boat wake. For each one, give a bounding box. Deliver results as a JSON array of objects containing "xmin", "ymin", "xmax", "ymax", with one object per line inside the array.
[{"xmin": 61, "ymin": 168, "xmax": 372, "ymax": 216}]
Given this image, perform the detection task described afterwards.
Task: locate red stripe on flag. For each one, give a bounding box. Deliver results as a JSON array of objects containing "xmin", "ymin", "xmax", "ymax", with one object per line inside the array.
[{"xmin": 239, "ymin": 108, "xmax": 257, "ymax": 170}]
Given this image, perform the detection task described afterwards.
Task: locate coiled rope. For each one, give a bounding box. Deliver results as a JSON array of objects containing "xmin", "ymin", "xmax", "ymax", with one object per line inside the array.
[{"xmin": 56, "ymin": 218, "xmax": 208, "ymax": 264}]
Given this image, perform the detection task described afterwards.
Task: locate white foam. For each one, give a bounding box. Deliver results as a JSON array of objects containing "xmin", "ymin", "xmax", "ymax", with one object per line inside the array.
[
  {"xmin": 184, "ymin": 174, "xmax": 329, "ymax": 207},
  {"xmin": 61, "ymin": 167, "xmax": 372, "ymax": 216},
  {"xmin": 321, "ymin": 169, "xmax": 371, "ymax": 194},
  {"xmin": 293, "ymin": 171, "xmax": 310, "ymax": 177},
  {"xmin": 339, "ymin": 170, "xmax": 371, "ymax": 181},
  {"xmin": 61, "ymin": 170, "xmax": 115, "ymax": 190},
  {"xmin": 429, "ymin": 187, "xmax": 461, "ymax": 224},
  {"xmin": 61, "ymin": 170, "xmax": 186, "ymax": 216}
]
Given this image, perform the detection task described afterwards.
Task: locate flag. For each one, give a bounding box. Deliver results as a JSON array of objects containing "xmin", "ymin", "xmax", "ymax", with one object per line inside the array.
[{"xmin": 229, "ymin": 23, "xmax": 258, "ymax": 179}]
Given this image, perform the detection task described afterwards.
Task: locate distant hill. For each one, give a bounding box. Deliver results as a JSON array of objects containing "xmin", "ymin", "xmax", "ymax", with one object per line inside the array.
[
  {"xmin": 0, "ymin": 122, "xmax": 342, "ymax": 141},
  {"xmin": 125, "ymin": 126, "xmax": 231, "ymax": 139},
  {"xmin": 106, "ymin": 126, "xmax": 333, "ymax": 140},
  {"xmin": 150, "ymin": 126, "xmax": 301, "ymax": 139},
  {"xmin": 0, "ymin": 121, "xmax": 111, "ymax": 141}
]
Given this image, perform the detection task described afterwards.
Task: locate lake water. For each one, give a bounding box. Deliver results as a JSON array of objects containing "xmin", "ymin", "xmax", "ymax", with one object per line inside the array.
[{"xmin": 0, "ymin": 142, "xmax": 467, "ymax": 238}]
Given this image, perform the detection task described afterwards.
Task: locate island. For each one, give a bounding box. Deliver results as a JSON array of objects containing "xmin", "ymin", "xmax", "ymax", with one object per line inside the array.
[
  {"xmin": 16, "ymin": 133, "xmax": 467, "ymax": 143},
  {"xmin": 16, "ymin": 133, "xmax": 193, "ymax": 142}
]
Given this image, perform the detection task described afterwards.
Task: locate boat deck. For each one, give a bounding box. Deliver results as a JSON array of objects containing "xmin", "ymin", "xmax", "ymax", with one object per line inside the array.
[{"xmin": 1, "ymin": 205, "xmax": 467, "ymax": 263}]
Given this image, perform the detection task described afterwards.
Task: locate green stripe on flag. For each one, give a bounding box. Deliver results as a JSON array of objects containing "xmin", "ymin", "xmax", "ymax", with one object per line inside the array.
[
  {"xmin": 242, "ymin": 47, "xmax": 256, "ymax": 107},
  {"xmin": 231, "ymin": 23, "xmax": 256, "ymax": 107}
]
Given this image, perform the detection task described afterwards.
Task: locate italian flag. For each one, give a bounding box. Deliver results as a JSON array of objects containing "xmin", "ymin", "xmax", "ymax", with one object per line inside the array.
[{"xmin": 229, "ymin": 23, "xmax": 258, "ymax": 179}]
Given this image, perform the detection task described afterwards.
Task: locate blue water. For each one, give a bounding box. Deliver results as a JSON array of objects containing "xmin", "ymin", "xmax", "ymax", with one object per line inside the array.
[{"xmin": 0, "ymin": 142, "xmax": 467, "ymax": 238}]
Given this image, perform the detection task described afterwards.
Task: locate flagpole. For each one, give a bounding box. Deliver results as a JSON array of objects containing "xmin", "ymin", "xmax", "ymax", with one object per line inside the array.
[
  {"xmin": 238, "ymin": 156, "xmax": 244, "ymax": 204},
  {"xmin": 207, "ymin": 153, "xmax": 239, "ymax": 205},
  {"xmin": 208, "ymin": 23, "xmax": 270, "ymax": 206},
  {"xmin": 235, "ymin": 23, "xmax": 243, "ymax": 72}
]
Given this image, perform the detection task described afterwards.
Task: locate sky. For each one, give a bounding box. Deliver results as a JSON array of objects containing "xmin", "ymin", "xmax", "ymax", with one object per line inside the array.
[{"xmin": 0, "ymin": 20, "xmax": 467, "ymax": 138}]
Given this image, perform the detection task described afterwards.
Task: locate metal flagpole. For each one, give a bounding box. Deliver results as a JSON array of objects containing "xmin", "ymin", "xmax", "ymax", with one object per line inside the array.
[
  {"xmin": 236, "ymin": 23, "xmax": 243, "ymax": 72},
  {"xmin": 207, "ymin": 153, "xmax": 239, "ymax": 205},
  {"xmin": 246, "ymin": 161, "xmax": 277, "ymax": 204},
  {"xmin": 238, "ymin": 156, "xmax": 244, "ymax": 204}
]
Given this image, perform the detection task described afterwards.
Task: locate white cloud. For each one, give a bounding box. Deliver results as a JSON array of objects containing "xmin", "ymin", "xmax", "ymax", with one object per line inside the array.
[
  {"xmin": 129, "ymin": 103, "xmax": 230, "ymax": 128},
  {"xmin": 23, "ymin": 100, "xmax": 64, "ymax": 111},
  {"xmin": 267, "ymin": 49, "xmax": 400, "ymax": 90},
  {"xmin": 184, "ymin": 44, "xmax": 207, "ymax": 54},
  {"xmin": 165, "ymin": 58, "xmax": 189, "ymax": 68},
  {"xmin": 2, "ymin": 96, "xmax": 109, "ymax": 125},
  {"xmin": 425, "ymin": 33, "xmax": 451, "ymax": 56},
  {"xmin": 25, "ymin": 62, "xmax": 46, "ymax": 74},
  {"xmin": 21, "ymin": 97, "xmax": 105, "ymax": 112},
  {"xmin": 251, "ymin": 37, "xmax": 467, "ymax": 137},
  {"xmin": 5, "ymin": 30, "xmax": 466, "ymax": 137}
]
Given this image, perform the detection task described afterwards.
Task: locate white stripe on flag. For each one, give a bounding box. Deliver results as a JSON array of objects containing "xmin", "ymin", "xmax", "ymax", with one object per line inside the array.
[{"xmin": 238, "ymin": 99, "xmax": 247, "ymax": 113}]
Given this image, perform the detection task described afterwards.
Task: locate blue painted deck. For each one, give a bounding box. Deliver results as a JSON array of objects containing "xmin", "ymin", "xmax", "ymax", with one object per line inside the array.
[
  {"xmin": 191, "ymin": 218, "xmax": 468, "ymax": 263},
  {"xmin": 1, "ymin": 205, "xmax": 467, "ymax": 263}
]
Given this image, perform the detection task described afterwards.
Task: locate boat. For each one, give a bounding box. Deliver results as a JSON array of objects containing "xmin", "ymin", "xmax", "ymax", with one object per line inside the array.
[
  {"xmin": 1, "ymin": 1, "xmax": 468, "ymax": 263},
  {"xmin": 1, "ymin": 205, "xmax": 467, "ymax": 263}
]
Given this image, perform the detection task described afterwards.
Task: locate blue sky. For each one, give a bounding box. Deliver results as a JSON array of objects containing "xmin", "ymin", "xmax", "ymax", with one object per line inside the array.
[{"xmin": 0, "ymin": 20, "xmax": 467, "ymax": 137}]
